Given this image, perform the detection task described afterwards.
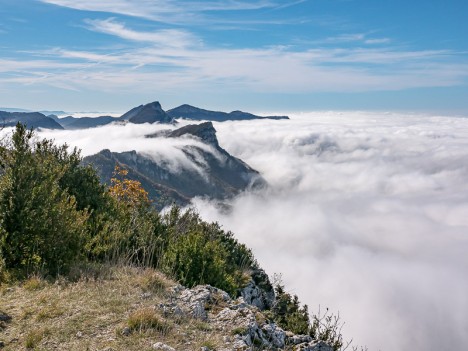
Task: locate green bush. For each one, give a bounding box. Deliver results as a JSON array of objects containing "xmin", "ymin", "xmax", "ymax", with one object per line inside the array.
[
  {"xmin": 161, "ymin": 207, "xmax": 259, "ymax": 296},
  {"xmin": 269, "ymin": 284, "xmax": 310, "ymax": 335},
  {"xmin": 162, "ymin": 229, "xmax": 235, "ymax": 294},
  {"xmin": 0, "ymin": 124, "xmax": 88, "ymax": 276}
]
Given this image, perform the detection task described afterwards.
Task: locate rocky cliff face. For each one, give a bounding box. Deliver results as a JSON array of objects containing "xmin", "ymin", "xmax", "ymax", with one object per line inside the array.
[{"xmin": 84, "ymin": 122, "xmax": 266, "ymax": 208}]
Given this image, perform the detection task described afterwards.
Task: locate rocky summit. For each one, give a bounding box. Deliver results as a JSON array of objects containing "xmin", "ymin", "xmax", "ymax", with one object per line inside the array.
[
  {"xmin": 120, "ymin": 101, "xmax": 174, "ymax": 124},
  {"xmin": 167, "ymin": 122, "xmax": 220, "ymax": 147}
]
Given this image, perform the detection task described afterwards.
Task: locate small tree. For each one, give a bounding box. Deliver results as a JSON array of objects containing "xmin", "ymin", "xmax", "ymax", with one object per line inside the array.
[
  {"xmin": 269, "ymin": 283, "xmax": 310, "ymax": 335},
  {"xmin": 0, "ymin": 124, "xmax": 88, "ymax": 276},
  {"xmin": 87, "ymin": 165, "xmax": 164, "ymax": 267}
]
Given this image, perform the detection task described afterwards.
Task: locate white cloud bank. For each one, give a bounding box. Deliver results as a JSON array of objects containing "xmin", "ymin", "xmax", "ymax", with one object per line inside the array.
[
  {"xmin": 189, "ymin": 112, "xmax": 468, "ymax": 350},
  {"xmin": 20, "ymin": 112, "xmax": 468, "ymax": 350}
]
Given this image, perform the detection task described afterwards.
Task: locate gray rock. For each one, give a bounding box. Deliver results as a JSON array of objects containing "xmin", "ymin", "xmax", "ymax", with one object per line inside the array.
[
  {"xmin": 121, "ymin": 327, "xmax": 131, "ymax": 336},
  {"xmin": 178, "ymin": 285, "xmax": 229, "ymax": 320},
  {"xmin": 295, "ymin": 340, "xmax": 334, "ymax": 351},
  {"xmin": 152, "ymin": 342, "xmax": 176, "ymax": 351},
  {"xmin": 262, "ymin": 323, "xmax": 286, "ymax": 348},
  {"xmin": 141, "ymin": 292, "xmax": 152, "ymax": 299},
  {"xmin": 0, "ymin": 313, "xmax": 11, "ymax": 322},
  {"xmin": 288, "ymin": 334, "xmax": 313, "ymax": 345}
]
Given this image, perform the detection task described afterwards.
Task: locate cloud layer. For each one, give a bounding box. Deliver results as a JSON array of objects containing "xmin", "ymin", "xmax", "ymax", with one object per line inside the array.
[{"xmin": 189, "ymin": 112, "xmax": 468, "ymax": 350}]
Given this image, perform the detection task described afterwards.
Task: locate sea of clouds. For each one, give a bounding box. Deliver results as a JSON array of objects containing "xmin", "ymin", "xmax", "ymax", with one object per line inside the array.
[{"xmin": 13, "ymin": 111, "xmax": 468, "ymax": 350}]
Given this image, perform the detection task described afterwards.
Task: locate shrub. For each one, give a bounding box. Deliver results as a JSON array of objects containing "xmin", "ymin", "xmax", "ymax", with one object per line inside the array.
[
  {"xmin": 162, "ymin": 229, "xmax": 236, "ymax": 294},
  {"xmin": 0, "ymin": 124, "xmax": 88, "ymax": 276},
  {"xmin": 269, "ymin": 283, "xmax": 310, "ymax": 335},
  {"xmin": 86, "ymin": 166, "xmax": 166, "ymax": 267},
  {"xmin": 161, "ymin": 207, "xmax": 258, "ymax": 296}
]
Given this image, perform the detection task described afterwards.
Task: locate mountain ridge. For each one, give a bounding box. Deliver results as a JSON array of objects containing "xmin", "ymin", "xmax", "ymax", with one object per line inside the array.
[
  {"xmin": 0, "ymin": 111, "xmax": 63, "ymax": 130},
  {"xmin": 167, "ymin": 104, "xmax": 289, "ymax": 121},
  {"xmin": 84, "ymin": 121, "xmax": 265, "ymax": 208},
  {"xmin": 1, "ymin": 101, "xmax": 289, "ymax": 130}
]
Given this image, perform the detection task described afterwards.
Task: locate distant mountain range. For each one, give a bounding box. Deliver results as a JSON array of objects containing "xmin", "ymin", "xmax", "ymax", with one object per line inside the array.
[
  {"xmin": 167, "ymin": 104, "xmax": 288, "ymax": 122},
  {"xmin": 51, "ymin": 115, "xmax": 117, "ymax": 130},
  {"xmin": 0, "ymin": 111, "xmax": 63, "ymax": 130},
  {"xmin": 1, "ymin": 101, "xmax": 288, "ymax": 130},
  {"xmin": 83, "ymin": 121, "xmax": 265, "ymax": 208}
]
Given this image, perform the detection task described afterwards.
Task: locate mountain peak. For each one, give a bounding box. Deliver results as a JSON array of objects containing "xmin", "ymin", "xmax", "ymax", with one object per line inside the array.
[
  {"xmin": 120, "ymin": 101, "xmax": 173, "ymax": 124},
  {"xmin": 169, "ymin": 121, "xmax": 219, "ymax": 147}
]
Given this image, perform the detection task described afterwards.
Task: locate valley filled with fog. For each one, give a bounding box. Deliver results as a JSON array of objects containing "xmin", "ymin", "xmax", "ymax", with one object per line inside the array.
[{"xmin": 35, "ymin": 111, "xmax": 468, "ymax": 350}]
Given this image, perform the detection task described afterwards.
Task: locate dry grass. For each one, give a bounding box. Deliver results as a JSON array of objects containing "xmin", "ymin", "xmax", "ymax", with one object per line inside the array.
[
  {"xmin": 127, "ymin": 308, "xmax": 171, "ymax": 334},
  {"xmin": 0, "ymin": 265, "xmax": 227, "ymax": 351}
]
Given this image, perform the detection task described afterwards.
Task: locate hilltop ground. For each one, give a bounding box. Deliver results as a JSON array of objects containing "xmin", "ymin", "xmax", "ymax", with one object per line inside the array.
[{"xmin": 0, "ymin": 266, "xmax": 335, "ymax": 351}]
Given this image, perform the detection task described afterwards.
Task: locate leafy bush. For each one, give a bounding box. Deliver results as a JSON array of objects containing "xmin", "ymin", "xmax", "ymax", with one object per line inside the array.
[
  {"xmin": 162, "ymin": 229, "xmax": 236, "ymax": 294},
  {"xmin": 161, "ymin": 207, "xmax": 257, "ymax": 296},
  {"xmin": 0, "ymin": 124, "xmax": 88, "ymax": 276},
  {"xmin": 268, "ymin": 283, "xmax": 310, "ymax": 335}
]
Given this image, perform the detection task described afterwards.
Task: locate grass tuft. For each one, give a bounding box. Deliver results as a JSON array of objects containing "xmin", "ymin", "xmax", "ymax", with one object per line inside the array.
[
  {"xmin": 23, "ymin": 276, "xmax": 46, "ymax": 291},
  {"xmin": 127, "ymin": 308, "xmax": 170, "ymax": 334},
  {"xmin": 25, "ymin": 327, "xmax": 49, "ymax": 349}
]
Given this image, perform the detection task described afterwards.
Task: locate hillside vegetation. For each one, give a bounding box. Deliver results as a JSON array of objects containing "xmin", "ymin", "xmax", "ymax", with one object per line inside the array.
[{"xmin": 0, "ymin": 124, "xmax": 351, "ymax": 350}]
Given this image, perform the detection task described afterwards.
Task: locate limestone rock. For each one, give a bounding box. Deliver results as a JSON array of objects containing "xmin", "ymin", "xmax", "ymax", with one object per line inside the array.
[
  {"xmin": 288, "ymin": 334, "xmax": 313, "ymax": 345},
  {"xmin": 295, "ymin": 341, "xmax": 334, "ymax": 351},
  {"xmin": 152, "ymin": 342, "xmax": 176, "ymax": 351},
  {"xmin": 262, "ymin": 323, "xmax": 286, "ymax": 348},
  {"xmin": 156, "ymin": 284, "xmax": 334, "ymax": 351}
]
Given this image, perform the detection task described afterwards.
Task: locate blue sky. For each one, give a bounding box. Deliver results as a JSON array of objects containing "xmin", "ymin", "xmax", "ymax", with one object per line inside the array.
[{"xmin": 1, "ymin": 0, "xmax": 467, "ymax": 113}]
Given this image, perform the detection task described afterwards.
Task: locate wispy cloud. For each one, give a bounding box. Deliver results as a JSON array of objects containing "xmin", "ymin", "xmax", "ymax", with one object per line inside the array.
[
  {"xmin": 3, "ymin": 25, "xmax": 468, "ymax": 95},
  {"xmin": 39, "ymin": 0, "xmax": 280, "ymax": 24},
  {"xmin": 84, "ymin": 18, "xmax": 200, "ymax": 48},
  {"xmin": 364, "ymin": 38, "xmax": 391, "ymax": 44},
  {"xmin": 321, "ymin": 33, "xmax": 391, "ymax": 45},
  {"xmin": 2, "ymin": 17, "xmax": 468, "ymax": 98}
]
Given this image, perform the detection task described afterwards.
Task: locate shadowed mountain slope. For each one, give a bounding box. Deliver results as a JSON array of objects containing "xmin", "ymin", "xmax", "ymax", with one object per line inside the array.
[
  {"xmin": 167, "ymin": 104, "xmax": 289, "ymax": 121},
  {"xmin": 0, "ymin": 111, "xmax": 63, "ymax": 130},
  {"xmin": 84, "ymin": 122, "xmax": 265, "ymax": 208}
]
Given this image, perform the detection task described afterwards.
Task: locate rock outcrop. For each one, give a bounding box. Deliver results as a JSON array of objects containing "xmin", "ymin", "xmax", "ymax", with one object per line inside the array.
[
  {"xmin": 157, "ymin": 284, "xmax": 333, "ymax": 351},
  {"xmin": 167, "ymin": 122, "xmax": 220, "ymax": 147}
]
